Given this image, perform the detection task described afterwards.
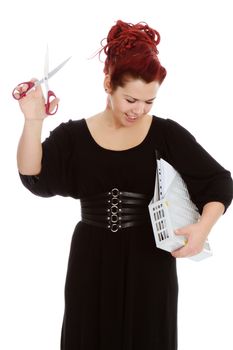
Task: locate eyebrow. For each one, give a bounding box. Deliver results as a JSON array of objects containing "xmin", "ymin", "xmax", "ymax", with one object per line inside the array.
[{"xmin": 124, "ymin": 94, "xmax": 156, "ymax": 102}]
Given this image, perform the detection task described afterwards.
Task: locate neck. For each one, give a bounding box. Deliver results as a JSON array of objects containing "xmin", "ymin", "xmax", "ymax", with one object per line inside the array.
[{"xmin": 100, "ymin": 109, "xmax": 125, "ymax": 130}]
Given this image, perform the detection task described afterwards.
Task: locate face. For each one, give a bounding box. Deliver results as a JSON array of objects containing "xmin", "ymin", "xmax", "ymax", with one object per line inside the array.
[{"xmin": 104, "ymin": 75, "xmax": 160, "ymax": 127}]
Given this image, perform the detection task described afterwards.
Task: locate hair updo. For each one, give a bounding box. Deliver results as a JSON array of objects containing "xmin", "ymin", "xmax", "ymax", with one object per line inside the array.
[{"xmin": 94, "ymin": 20, "xmax": 167, "ymax": 91}]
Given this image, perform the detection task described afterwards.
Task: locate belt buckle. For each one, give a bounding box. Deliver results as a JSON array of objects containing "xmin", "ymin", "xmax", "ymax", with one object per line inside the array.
[{"xmin": 107, "ymin": 188, "xmax": 122, "ymax": 232}]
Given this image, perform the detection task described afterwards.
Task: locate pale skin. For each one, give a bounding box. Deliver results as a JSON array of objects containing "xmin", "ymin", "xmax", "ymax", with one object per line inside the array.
[{"xmin": 16, "ymin": 75, "xmax": 225, "ymax": 258}]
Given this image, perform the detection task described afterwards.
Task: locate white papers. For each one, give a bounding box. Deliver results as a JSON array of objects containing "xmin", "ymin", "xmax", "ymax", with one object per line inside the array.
[{"xmin": 148, "ymin": 151, "xmax": 213, "ymax": 261}]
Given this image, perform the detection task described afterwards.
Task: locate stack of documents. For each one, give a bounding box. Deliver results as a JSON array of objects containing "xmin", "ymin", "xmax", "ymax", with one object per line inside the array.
[{"xmin": 148, "ymin": 150, "xmax": 212, "ymax": 261}]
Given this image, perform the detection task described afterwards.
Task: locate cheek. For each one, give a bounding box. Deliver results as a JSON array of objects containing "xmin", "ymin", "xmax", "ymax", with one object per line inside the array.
[
  {"xmin": 113, "ymin": 99, "xmax": 128, "ymax": 112},
  {"xmin": 145, "ymin": 104, "xmax": 153, "ymax": 111}
]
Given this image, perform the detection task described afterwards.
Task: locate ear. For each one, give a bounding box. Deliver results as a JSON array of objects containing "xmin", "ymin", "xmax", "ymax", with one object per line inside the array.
[{"xmin": 103, "ymin": 74, "xmax": 112, "ymax": 93}]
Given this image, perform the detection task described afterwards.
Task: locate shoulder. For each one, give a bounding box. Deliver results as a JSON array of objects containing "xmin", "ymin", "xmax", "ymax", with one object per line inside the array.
[
  {"xmin": 153, "ymin": 114, "xmax": 190, "ymax": 130},
  {"xmin": 60, "ymin": 117, "xmax": 84, "ymax": 130},
  {"xmin": 53, "ymin": 118, "xmax": 85, "ymax": 137},
  {"xmin": 153, "ymin": 115, "xmax": 196, "ymax": 141},
  {"xmin": 43, "ymin": 118, "xmax": 85, "ymax": 149}
]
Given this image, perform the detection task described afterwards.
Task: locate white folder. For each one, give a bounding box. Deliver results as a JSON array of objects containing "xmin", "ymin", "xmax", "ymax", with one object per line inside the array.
[{"xmin": 148, "ymin": 150, "xmax": 213, "ymax": 261}]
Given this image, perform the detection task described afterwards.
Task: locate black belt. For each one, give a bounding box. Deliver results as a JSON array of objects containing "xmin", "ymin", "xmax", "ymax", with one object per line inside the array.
[{"xmin": 80, "ymin": 188, "xmax": 152, "ymax": 232}]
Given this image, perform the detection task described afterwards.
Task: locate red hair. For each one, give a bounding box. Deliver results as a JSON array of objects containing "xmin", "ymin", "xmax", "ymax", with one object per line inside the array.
[{"xmin": 92, "ymin": 20, "xmax": 167, "ymax": 91}]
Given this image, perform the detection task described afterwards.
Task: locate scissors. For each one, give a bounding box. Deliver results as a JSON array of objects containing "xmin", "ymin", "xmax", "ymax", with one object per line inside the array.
[{"xmin": 12, "ymin": 46, "xmax": 71, "ymax": 115}]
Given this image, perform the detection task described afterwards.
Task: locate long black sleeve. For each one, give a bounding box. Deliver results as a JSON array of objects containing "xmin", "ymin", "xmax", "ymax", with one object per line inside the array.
[
  {"xmin": 162, "ymin": 118, "xmax": 233, "ymax": 215},
  {"xmin": 18, "ymin": 119, "xmax": 74, "ymax": 198}
]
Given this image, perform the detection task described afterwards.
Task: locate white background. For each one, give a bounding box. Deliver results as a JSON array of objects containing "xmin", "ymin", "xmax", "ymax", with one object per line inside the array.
[{"xmin": 1, "ymin": 0, "xmax": 232, "ymax": 349}]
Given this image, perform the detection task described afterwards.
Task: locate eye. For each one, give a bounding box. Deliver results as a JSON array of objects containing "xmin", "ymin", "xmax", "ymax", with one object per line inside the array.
[{"xmin": 126, "ymin": 99, "xmax": 153, "ymax": 105}]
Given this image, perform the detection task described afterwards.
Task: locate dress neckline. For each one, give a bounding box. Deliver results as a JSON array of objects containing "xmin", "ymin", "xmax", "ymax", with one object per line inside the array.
[{"xmin": 82, "ymin": 115, "xmax": 155, "ymax": 152}]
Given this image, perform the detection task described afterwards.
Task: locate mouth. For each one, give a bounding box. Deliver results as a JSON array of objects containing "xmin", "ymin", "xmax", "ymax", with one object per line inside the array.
[{"xmin": 125, "ymin": 113, "xmax": 138, "ymax": 122}]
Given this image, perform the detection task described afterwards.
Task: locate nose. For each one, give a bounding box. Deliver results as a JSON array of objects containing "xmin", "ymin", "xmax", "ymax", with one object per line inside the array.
[{"xmin": 131, "ymin": 102, "xmax": 146, "ymax": 116}]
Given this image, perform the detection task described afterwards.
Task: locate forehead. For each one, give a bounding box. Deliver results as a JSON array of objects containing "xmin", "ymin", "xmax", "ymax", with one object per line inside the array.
[{"xmin": 118, "ymin": 79, "xmax": 160, "ymax": 99}]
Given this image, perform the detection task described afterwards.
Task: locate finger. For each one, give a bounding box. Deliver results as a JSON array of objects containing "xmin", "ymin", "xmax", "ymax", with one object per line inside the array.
[
  {"xmin": 15, "ymin": 83, "xmax": 28, "ymax": 93},
  {"xmin": 172, "ymin": 240, "xmax": 202, "ymax": 258},
  {"xmin": 29, "ymin": 77, "xmax": 43, "ymax": 97},
  {"xmin": 16, "ymin": 80, "xmax": 36, "ymax": 98},
  {"xmin": 171, "ymin": 243, "xmax": 190, "ymax": 258},
  {"xmin": 21, "ymin": 83, "xmax": 29, "ymax": 92},
  {"xmin": 48, "ymin": 98, "xmax": 60, "ymax": 113},
  {"xmin": 34, "ymin": 84, "xmax": 44, "ymax": 96},
  {"xmin": 28, "ymin": 77, "xmax": 39, "ymax": 90},
  {"xmin": 30, "ymin": 77, "xmax": 38, "ymax": 82},
  {"xmin": 171, "ymin": 250, "xmax": 187, "ymax": 258},
  {"xmin": 175, "ymin": 226, "xmax": 192, "ymax": 235},
  {"xmin": 13, "ymin": 83, "xmax": 28, "ymax": 99}
]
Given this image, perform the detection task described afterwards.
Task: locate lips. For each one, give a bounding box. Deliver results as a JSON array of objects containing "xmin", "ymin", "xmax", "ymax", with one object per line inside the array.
[{"xmin": 125, "ymin": 113, "xmax": 137, "ymax": 120}]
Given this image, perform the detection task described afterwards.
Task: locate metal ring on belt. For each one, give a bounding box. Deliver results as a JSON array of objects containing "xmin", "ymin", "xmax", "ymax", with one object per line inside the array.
[{"xmin": 80, "ymin": 188, "xmax": 151, "ymax": 232}]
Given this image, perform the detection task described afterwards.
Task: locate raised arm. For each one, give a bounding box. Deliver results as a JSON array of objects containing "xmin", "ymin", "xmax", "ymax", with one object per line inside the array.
[
  {"xmin": 16, "ymin": 78, "xmax": 59, "ymax": 175},
  {"xmin": 17, "ymin": 119, "xmax": 43, "ymax": 175}
]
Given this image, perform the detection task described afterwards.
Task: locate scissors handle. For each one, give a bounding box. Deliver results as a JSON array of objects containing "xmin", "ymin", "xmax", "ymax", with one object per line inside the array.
[
  {"xmin": 45, "ymin": 90, "xmax": 58, "ymax": 115},
  {"xmin": 12, "ymin": 81, "xmax": 35, "ymax": 100}
]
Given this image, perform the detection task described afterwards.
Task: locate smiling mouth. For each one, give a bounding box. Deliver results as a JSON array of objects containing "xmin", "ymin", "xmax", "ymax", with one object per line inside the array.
[{"xmin": 125, "ymin": 113, "xmax": 137, "ymax": 120}]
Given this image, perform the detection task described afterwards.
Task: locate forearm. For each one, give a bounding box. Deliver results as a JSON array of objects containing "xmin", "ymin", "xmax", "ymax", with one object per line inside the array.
[
  {"xmin": 17, "ymin": 119, "xmax": 44, "ymax": 175},
  {"xmin": 198, "ymin": 201, "xmax": 225, "ymax": 234}
]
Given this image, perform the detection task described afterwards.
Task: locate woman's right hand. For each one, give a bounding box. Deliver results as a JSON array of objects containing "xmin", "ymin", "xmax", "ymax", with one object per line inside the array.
[{"xmin": 16, "ymin": 78, "xmax": 60, "ymax": 121}]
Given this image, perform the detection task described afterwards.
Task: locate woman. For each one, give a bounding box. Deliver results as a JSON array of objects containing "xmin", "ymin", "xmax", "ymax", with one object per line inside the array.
[{"xmin": 17, "ymin": 20, "xmax": 233, "ymax": 350}]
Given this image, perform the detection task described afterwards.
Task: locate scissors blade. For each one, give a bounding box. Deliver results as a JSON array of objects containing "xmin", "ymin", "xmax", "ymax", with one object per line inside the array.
[
  {"xmin": 48, "ymin": 56, "xmax": 72, "ymax": 80},
  {"xmin": 44, "ymin": 45, "xmax": 49, "ymax": 93},
  {"xmin": 44, "ymin": 45, "xmax": 49, "ymax": 78},
  {"xmin": 26, "ymin": 55, "xmax": 72, "ymax": 94}
]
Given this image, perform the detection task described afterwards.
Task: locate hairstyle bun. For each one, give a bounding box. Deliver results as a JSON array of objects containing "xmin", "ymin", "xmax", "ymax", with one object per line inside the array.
[
  {"xmin": 105, "ymin": 20, "xmax": 160, "ymax": 57},
  {"xmin": 91, "ymin": 19, "xmax": 167, "ymax": 90}
]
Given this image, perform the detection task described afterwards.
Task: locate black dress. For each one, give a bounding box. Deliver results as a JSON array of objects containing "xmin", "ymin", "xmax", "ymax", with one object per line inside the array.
[{"xmin": 19, "ymin": 115, "xmax": 233, "ymax": 350}]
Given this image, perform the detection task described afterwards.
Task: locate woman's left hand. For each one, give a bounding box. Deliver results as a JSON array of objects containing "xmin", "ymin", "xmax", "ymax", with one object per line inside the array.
[{"xmin": 171, "ymin": 222, "xmax": 211, "ymax": 258}]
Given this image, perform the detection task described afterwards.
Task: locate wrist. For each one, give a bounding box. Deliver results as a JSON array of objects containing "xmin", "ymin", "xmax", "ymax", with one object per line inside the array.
[
  {"xmin": 197, "ymin": 220, "xmax": 212, "ymax": 237},
  {"xmin": 24, "ymin": 117, "xmax": 45, "ymax": 123},
  {"xmin": 198, "ymin": 202, "xmax": 225, "ymax": 233},
  {"xmin": 23, "ymin": 110, "xmax": 46, "ymax": 121},
  {"xmin": 23, "ymin": 118, "xmax": 44, "ymax": 133}
]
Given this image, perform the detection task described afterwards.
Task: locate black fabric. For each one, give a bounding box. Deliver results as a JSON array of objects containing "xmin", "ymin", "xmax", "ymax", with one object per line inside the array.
[
  {"xmin": 19, "ymin": 120, "xmax": 74, "ymax": 197},
  {"xmin": 161, "ymin": 118, "xmax": 233, "ymax": 215},
  {"xmin": 18, "ymin": 115, "xmax": 233, "ymax": 350}
]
